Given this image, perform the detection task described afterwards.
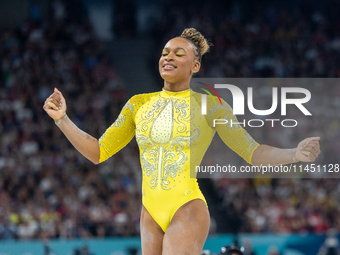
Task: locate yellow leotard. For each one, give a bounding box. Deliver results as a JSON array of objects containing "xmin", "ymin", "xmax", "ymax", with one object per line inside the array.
[{"xmin": 99, "ymin": 89, "xmax": 259, "ymax": 232}]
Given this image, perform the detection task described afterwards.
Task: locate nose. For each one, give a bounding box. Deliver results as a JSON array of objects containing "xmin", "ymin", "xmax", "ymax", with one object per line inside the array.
[{"xmin": 164, "ymin": 52, "xmax": 174, "ymax": 61}]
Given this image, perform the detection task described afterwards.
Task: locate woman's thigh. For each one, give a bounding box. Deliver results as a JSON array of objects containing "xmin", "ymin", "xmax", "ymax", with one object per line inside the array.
[
  {"xmin": 162, "ymin": 199, "xmax": 210, "ymax": 255},
  {"xmin": 140, "ymin": 206, "xmax": 164, "ymax": 255}
]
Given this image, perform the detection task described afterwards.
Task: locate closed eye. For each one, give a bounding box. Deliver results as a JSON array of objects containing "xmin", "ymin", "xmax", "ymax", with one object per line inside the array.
[
  {"xmin": 176, "ymin": 53, "xmax": 185, "ymax": 56},
  {"xmin": 161, "ymin": 51, "xmax": 186, "ymax": 57}
]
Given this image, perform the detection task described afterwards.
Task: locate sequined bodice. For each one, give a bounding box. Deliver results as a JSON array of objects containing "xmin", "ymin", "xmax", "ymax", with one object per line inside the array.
[{"xmin": 99, "ymin": 89, "xmax": 259, "ymax": 197}]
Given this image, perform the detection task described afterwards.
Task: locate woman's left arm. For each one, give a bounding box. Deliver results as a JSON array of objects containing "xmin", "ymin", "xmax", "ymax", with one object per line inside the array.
[{"xmin": 251, "ymin": 137, "xmax": 321, "ymax": 166}]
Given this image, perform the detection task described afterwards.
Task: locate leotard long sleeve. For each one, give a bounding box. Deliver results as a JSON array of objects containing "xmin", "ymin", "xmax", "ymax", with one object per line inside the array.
[{"xmin": 98, "ymin": 89, "xmax": 259, "ymax": 232}]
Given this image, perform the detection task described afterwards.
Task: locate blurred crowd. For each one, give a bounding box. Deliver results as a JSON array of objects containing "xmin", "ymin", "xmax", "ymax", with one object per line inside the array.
[
  {"xmin": 150, "ymin": 0, "xmax": 340, "ymax": 78},
  {"xmin": 0, "ymin": 0, "xmax": 340, "ymax": 241},
  {"xmin": 214, "ymin": 178, "xmax": 340, "ymax": 233},
  {"xmin": 0, "ymin": 1, "xmax": 139, "ymax": 240}
]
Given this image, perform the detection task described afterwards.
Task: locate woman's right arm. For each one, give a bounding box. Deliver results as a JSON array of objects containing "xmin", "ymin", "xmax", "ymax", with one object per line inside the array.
[{"xmin": 43, "ymin": 88, "xmax": 100, "ymax": 164}]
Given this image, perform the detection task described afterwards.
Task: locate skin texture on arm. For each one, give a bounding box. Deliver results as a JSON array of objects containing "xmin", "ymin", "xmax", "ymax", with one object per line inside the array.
[
  {"xmin": 252, "ymin": 137, "xmax": 321, "ymax": 166},
  {"xmin": 44, "ymin": 88, "xmax": 139, "ymax": 165},
  {"xmin": 43, "ymin": 88, "xmax": 100, "ymax": 164},
  {"xmin": 55, "ymin": 115, "xmax": 100, "ymax": 164}
]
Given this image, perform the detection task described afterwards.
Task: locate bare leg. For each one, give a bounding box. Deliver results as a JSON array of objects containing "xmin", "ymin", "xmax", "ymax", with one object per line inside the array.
[
  {"xmin": 162, "ymin": 199, "xmax": 210, "ymax": 255},
  {"xmin": 140, "ymin": 206, "xmax": 164, "ymax": 255}
]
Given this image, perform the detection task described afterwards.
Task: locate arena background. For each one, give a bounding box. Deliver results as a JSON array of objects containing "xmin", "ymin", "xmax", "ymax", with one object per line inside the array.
[{"xmin": 0, "ymin": 0, "xmax": 340, "ymax": 254}]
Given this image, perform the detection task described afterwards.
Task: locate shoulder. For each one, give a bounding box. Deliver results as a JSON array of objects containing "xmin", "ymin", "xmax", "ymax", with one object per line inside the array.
[
  {"xmin": 130, "ymin": 91, "xmax": 159, "ymax": 100},
  {"xmin": 129, "ymin": 91, "xmax": 160, "ymax": 104},
  {"xmin": 125, "ymin": 91, "xmax": 160, "ymax": 111}
]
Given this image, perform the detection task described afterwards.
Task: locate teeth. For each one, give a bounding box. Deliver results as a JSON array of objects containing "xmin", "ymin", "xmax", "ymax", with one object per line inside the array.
[{"xmin": 164, "ymin": 65, "xmax": 175, "ymax": 68}]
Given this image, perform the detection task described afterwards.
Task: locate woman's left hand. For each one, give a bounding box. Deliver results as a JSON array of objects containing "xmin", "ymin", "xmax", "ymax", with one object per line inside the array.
[{"xmin": 295, "ymin": 137, "xmax": 321, "ymax": 162}]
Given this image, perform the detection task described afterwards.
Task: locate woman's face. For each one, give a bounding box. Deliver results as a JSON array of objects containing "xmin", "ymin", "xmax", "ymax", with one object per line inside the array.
[{"xmin": 159, "ymin": 37, "xmax": 200, "ymax": 84}]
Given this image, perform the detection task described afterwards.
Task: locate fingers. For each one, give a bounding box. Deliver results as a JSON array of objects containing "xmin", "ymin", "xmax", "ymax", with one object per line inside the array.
[
  {"xmin": 44, "ymin": 97, "xmax": 61, "ymax": 110},
  {"xmin": 302, "ymin": 141, "xmax": 320, "ymax": 151},
  {"xmin": 297, "ymin": 137, "xmax": 321, "ymax": 162},
  {"xmin": 47, "ymin": 93, "xmax": 59, "ymax": 104},
  {"xmin": 54, "ymin": 87, "xmax": 65, "ymax": 100},
  {"xmin": 301, "ymin": 149, "xmax": 317, "ymax": 160},
  {"xmin": 302, "ymin": 148, "xmax": 318, "ymax": 159},
  {"xmin": 301, "ymin": 137, "xmax": 320, "ymax": 146},
  {"xmin": 47, "ymin": 101, "xmax": 58, "ymax": 110},
  {"xmin": 311, "ymin": 137, "xmax": 321, "ymax": 141},
  {"xmin": 303, "ymin": 144, "xmax": 320, "ymax": 161},
  {"xmin": 48, "ymin": 89, "xmax": 63, "ymax": 104},
  {"xmin": 301, "ymin": 151, "xmax": 311, "ymax": 157},
  {"xmin": 43, "ymin": 88, "xmax": 66, "ymax": 111},
  {"xmin": 48, "ymin": 97, "xmax": 60, "ymax": 108}
]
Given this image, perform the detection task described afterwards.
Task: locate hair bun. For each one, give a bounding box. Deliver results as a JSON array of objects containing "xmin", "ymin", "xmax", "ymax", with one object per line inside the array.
[{"xmin": 180, "ymin": 28, "xmax": 210, "ymax": 55}]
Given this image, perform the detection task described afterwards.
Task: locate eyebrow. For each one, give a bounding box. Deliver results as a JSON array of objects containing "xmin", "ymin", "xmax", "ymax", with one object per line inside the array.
[{"xmin": 163, "ymin": 47, "xmax": 187, "ymax": 52}]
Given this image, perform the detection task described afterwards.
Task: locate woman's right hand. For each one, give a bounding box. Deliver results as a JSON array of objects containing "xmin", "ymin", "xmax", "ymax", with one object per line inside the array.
[
  {"xmin": 43, "ymin": 88, "xmax": 67, "ymax": 121},
  {"xmin": 42, "ymin": 88, "xmax": 100, "ymax": 164}
]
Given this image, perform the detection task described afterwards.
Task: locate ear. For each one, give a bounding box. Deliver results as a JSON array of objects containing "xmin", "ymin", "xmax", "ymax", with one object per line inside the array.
[{"xmin": 192, "ymin": 60, "xmax": 201, "ymax": 74}]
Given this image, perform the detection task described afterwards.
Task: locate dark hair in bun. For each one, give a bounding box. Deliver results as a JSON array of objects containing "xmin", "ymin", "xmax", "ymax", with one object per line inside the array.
[{"xmin": 180, "ymin": 28, "xmax": 211, "ymax": 62}]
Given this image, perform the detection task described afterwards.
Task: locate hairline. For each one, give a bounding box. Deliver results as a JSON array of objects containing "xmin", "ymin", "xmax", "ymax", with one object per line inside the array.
[{"xmin": 175, "ymin": 36, "xmax": 202, "ymax": 63}]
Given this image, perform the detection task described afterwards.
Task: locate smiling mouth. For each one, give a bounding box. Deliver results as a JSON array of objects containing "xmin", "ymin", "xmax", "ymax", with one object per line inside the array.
[{"xmin": 163, "ymin": 65, "xmax": 176, "ymax": 70}]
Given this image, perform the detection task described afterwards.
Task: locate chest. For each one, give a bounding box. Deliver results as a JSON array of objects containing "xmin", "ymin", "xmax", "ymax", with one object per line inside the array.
[{"xmin": 135, "ymin": 97, "xmax": 190, "ymax": 144}]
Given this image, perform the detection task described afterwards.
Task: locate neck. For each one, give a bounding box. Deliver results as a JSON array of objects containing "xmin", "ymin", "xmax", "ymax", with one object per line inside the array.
[{"xmin": 163, "ymin": 80, "xmax": 190, "ymax": 92}]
